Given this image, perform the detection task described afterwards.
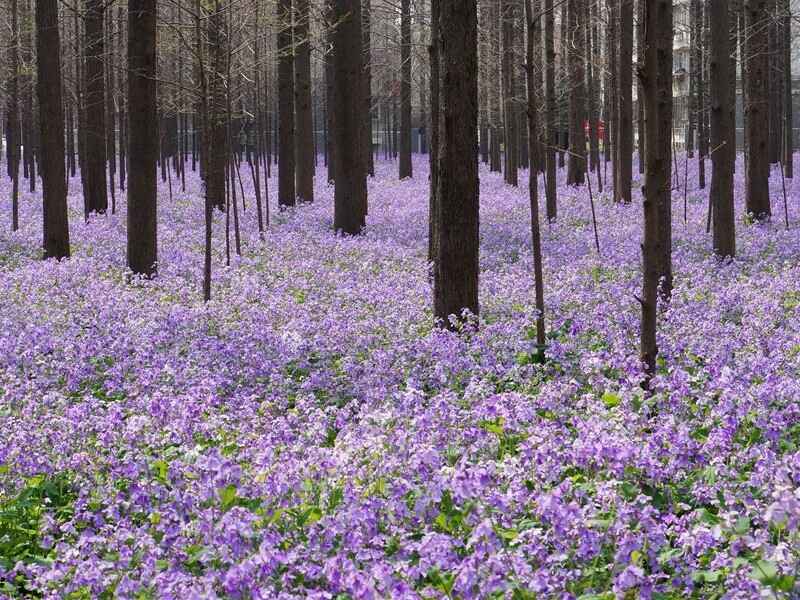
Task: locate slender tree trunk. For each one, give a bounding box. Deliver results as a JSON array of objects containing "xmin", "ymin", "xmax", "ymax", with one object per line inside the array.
[
  {"xmin": 710, "ymin": 0, "xmax": 735, "ymax": 257},
  {"xmin": 525, "ymin": 0, "xmax": 546, "ymax": 350},
  {"xmin": 694, "ymin": 0, "xmax": 707, "ymax": 189},
  {"xmin": 768, "ymin": 0, "xmax": 782, "ymax": 165},
  {"xmin": 783, "ymin": 0, "xmax": 793, "ymax": 177},
  {"xmin": 9, "ymin": 0, "xmax": 20, "ymax": 231},
  {"xmin": 127, "ymin": 0, "xmax": 158, "ymax": 276},
  {"xmin": 362, "ymin": 0, "xmax": 374, "ymax": 176},
  {"xmin": 277, "ymin": 0, "xmax": 296, "ymax": 206},
  {"xmin": 36, "ymin": 0, "xmax": 70, "ymax": 258},
  {"xmin": 617, "ymin": 0, "xmax": 633, "ymax": 202},
  {"xmin": 544, "ymin": 0, "xmax": 556, "ymax": 219},
  {"xmin": 489, "ymin": 0, "xmax": 502, "ymax": 173},
  {"xmin": 332, "ymin": 0, "xmax": 367, "ymax": 234},
  {"xmin": 84, "ymin": 0, "xmax": 108, "ymax": 214},
  {"xmin": 206, "ymin": 0, "xmax": 227, "ymax": 212},
  {"xmin": 434, "ymin": 0, "xmax": 479, "ymax": 327},
  {"xmin": 398, "ymin": 0, "xmax": 413, "ymax": 179},
  {"xmin": 502, "ymin": 0, "xmax": 519, "ymax": 186},
  {"xmin": 639, "ymin": 0, "xmax": 672, "ymax": 379},
  {"xmin": 428, "ymin": 0, "xmax": 440, "ymax": 263},
  {"xmin": 566, "ymin": 0, "xmax": 586, "ymax": 185},
  {"xmin": 744, "ymin": 0, "xmax": 771, "ymax": 220},
  {"xmin": 294, "ymin": 0, "xmax": 314, "ymax": 201}
]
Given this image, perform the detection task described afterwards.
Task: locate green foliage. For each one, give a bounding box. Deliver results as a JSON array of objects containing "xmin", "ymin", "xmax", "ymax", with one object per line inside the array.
[{"xmin": 0, "ymin": 472, "xmax": 75, "ymax": 594}]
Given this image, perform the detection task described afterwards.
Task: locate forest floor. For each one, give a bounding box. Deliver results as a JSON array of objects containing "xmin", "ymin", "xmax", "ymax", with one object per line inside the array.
[{"xmin": 0, "ymin": 155, "xmax": 799, "ymax": 598}]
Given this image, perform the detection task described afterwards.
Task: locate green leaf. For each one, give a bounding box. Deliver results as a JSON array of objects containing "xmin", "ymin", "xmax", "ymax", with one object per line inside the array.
[
  {"xmin": 750, "ymin": 559, "xmax": 778, "ymax": 584},
  {"xmin": 733, "ymin": 516, "xmax": 750, "ymax": 535},
  {"xmin": 601, "ymin": 391, "xmax": 621, "ymax": 409},
  {"xmin": 218, "ymin": 484, "xmax": 238, "ymax": 511},
  {"xmin": 152, "ymin": 460, "xmax": 169, "ymax": 484},
  {"xmin": 692, "ymin": 569, "xmax": 722, "ymax": 584}
]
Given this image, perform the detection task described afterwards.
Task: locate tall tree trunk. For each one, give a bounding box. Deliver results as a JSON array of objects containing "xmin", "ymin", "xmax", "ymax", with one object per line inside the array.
[
  {"xmin": 544, "ymin": 0, "xmax": 556, "ymax": 219},
  {"xmin": 294, "ymin": 0, "xmax": 314, "ymax": 201},
  {"xmin": 332, "ymin": 0, "xmax": 367, "ymax": 233},
  {"xmin": 428, "ymin": 0, "xmax": 440, "ymax": 263},
  {"xmin": 206, "ymin": 0, "xmax": 227, "ymax": 212},
  {"xmin": 106, "ymin": 9, "xmax": 117, "ymax": 213},
  {"xmin": 617, "ymin": 0, "xmax": 633, "ymax": 202},
  {"xmin": 694, "ymin": 0, "xmax": 707, "ymax": 189},
  {"xmin": 783, "ymin": 0, "xmax": 793, "ymax": 177},
  {"xmin": 638, "ymin": 0, "xmax": 672, "ymax": 379},
  {"xmin": 768, "ymin": 0, "xmax": 782, "ymax": 165},
  {"xmin": 489, "ymin": 0, "xmax": 502, "ymax": 173},
  {"xmin": 36, "ymin": 0, "xmax": 70, "ymax": 258},
  {"xmin": 277, "ymin": 0, "xmax": 296, "ymax": 207},
  {"xmin": 710, "ymin": 0, "xmax": 735, "ymax": 257},
  {"xmin": 84, "ymin": 0, "xmax": 108, "ymax": 214},
  {"xmin": 502, "ymin": 0, "xmax": 518, "ymax": 186},
  {"xmin": 566, "ymin": 0, "xmax": 586, "ymax": 185},
  {"xmin": 744, "ymin": 0, "xmax": 771, "ymax": 220},
  {"xmin": 398, "ymin": 0, "xmax": 412, "ymax": 179},
  {"xmin": 9, "ymin": 0, "xmax": 20, "ymax": 231},
  {"xmin": 127, "ymin": 0, "xmax": 158, "ymax": 276},
  {"xmin": 525, "ymin": 0, "xmax": 546, "ymax": 350},
  {"xmin": 362, "ymin": 0, "xmax": 374, "ymax": 176},
  {"xmin": 434, "ymin": 0, "xmax": 479, "ymax": 327}
]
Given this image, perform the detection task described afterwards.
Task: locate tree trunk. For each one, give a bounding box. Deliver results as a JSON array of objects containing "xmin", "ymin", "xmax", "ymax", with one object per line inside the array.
[
  {"xmin": 744, "ymin": 0, "xmax": 771, "ymax": 220},
  {"xmin": 83, "ymin": 0, "xmax": 108, "ymax": 214},
  {"xmin": 428, "ymin": 0, "xmax": 440, "ymax": 263},
  {"xmin": 783, "ymin": 0, "xmax": 793, "ymax": 177},
  {"xmin": 434, "ymin": 0, "xmax": 479, "ymax": 327},
  {"xmin": 9, "ymin": 0, "xmax": 20, "ymax": 231},
  {"xmin": 294, "ymin": 0, "xmax": 314, "ymax": 201},
  {"xmin": 617, "ymin": 0, "xmax": 633, "ymax": 202},
  {"xmin": 362, "ymin": 0, "xmax": 374, "ymax": 176},
  {"xmin": 36, "ymin": 0, "xmax": 70, "ymax": 258},
  {"xmin": 544, "ymin": 0, "xmax": 556, "ymax": 219},
  {"xmin": 694, "ymin": 0, "xmax": 707, "ymax": 189},
  {"xmin": 127, "ymin": 0, "xmax": 158, "ymax": 276},
  {"xmin": 709, "ymin": 0, "xmax": 735, "ymax": 257},
  {"xmin": 398, "ymin": 0, "xmax": 413, "ymax": 179},
  {"xmin": 566, "ymin": 0, "xmax": 586, "ymax": 185},
  {"xmin": 525, "ymin": 0, "xmax": 546, "ymax": 350},
  {"xmin": 332, "ymin": 0, "xmax": 367, "ymax": 234},
  {"xmin": 502, "ymin": 0, "xmax": 518, "ymax": 186},
  {"xmin": 206, "ymin": 0, "xmax": 227, "ymax": 212},
  {"xmin": 277, "ymin": 0, "xmax": 296, "ymax": 207},
  {"xmin": 489, "ymin": 0, "xmax": 502, "ymax": 173},
  {"xmin": 639, "ymin": 0, "xmax": 672, "ymax": 379}
]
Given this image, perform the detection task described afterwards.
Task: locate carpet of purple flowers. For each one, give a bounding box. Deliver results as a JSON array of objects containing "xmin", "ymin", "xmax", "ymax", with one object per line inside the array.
[{"xmin": 0, "ymin": 155, "xmax": 799, "ymax": 599}]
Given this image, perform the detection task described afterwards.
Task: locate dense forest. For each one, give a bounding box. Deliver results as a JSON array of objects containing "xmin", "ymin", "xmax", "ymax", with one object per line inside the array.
[{"xmin": 0, "ymin": 0, "xmax": 799, "ymax": 597}]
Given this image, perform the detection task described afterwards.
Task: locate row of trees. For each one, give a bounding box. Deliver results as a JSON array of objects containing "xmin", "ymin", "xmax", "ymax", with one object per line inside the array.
[{"xmin": 3, "ymin": 0, "xmax": 796, "ymax": 378}]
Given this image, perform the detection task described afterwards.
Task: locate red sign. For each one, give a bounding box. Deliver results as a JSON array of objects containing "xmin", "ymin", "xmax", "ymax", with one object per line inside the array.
[{"xmin": 584, "ymin": 120, "xmax": 606, "ymax": 140}]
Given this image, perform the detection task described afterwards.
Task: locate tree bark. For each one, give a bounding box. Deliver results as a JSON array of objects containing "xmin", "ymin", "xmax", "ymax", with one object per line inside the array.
[
  {"xmin": 617, "ymin": 0, "xmax": 633, "ymax": 202},
  {"xmin": 36, "ymin": 0, "xmax": 70, "ymax": 259},
  {"xmin": 277, "ymin": 0, "xmax": 296, "ymax": 207},
  {"xmin": 709, "ymin": 0, "xmax": 735, "ymax": 257},
  {"xmin": 433, "ymin": 0, "xmax": 479, "ymax": 327},
  {"xmin": 398, "ymin": 0, "xmax": 413, "ymax": 179},
  {"xmin": 744, "ymin": 0, "xmax": 771, "ymax": 220},
  {"xmin": 544, "ymin": 0, "xmax": 556, "ymax": 219},
  {"xmin": 294, "ymin": 0, "xmax": 314, "ymax": 201},
  {"xmin": 362, "ymin": 0, "xmax": 375, "ymax": 176},
  {"xmin": 502, "ymin": 0, "xmax": 519, "ymax": 186},
  {"xmin": 332, "ymin": 0, "xmax": 367, "ymax": 234},
  {"xmin": 638, "ymin": 0, "xmax": 672, "ymax": 378},
  {"xmin": 783, "ymin": 0, "xmax": 793, "ymax": 177},
  {"xmin": 127, "ymin": 0, "xmax": 158, "ymax": 276},
  {"xmin": 525, "ymin": 0, "xmax": 546, "ymax": 350},
  {"xmin": 83, "ymin": 0, "xmax": 108, "ymax": 214}
]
